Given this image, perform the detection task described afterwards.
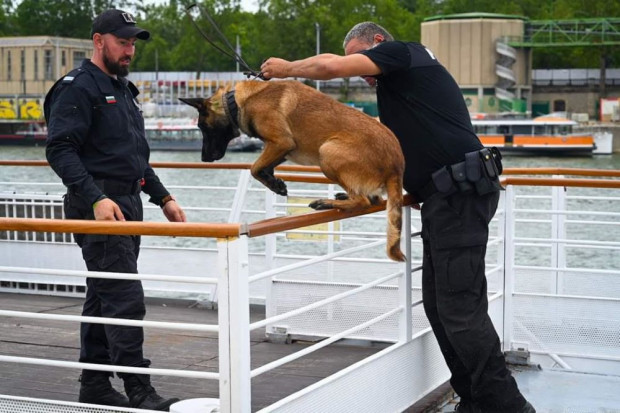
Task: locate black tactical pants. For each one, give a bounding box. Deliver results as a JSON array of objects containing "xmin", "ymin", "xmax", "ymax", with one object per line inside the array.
[
  {"xmin": 421, "ymin": 190, "xmax": 526, "ymax": 412},
  {"xmin": 64, "ymin": 191, "xmax": 150, "ymax": 377}
]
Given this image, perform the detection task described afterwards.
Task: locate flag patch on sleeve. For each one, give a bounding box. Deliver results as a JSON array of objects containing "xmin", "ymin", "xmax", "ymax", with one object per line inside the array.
[{"xmin": 106, "ymin": 96, "xmax": 117, "ymax": 104}]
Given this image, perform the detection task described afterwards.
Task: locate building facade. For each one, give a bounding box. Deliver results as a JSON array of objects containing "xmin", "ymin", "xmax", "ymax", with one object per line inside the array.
[
  {"xmin": 421, "ymin": 13, "xmax": 532, "ymax": 114},
  {"xmin": 0, "ymin": 36, "xmax": 92, "ymax": 120}
]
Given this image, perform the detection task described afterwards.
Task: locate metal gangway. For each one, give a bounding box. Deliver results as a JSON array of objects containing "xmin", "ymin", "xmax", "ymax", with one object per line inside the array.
[{"xmin": 0, "ymin": 161, "xmax": 619, "ymax": 412}]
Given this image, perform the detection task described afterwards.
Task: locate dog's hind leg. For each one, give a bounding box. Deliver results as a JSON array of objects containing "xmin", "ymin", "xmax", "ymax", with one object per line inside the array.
[
  {"xmin": 309, "ymin": 192, "xmax": 372, "ymax": 211},
  {"xmin": 330, "ymin": 192, "xmax": 381, "ymax": 203},
  {"xmin": 313, "ymin": 136, "xmax": 384, "ymax": 211}
]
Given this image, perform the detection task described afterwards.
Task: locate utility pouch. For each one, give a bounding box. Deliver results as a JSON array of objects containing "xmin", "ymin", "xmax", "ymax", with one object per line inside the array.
[
  {"xmin": 465, "ymin": 150, "xmax": 482, "ymax": 182},
  {"xmin": 432, "ymin": 166, "xmax": 454, "ymax": 194},
  {"xmin": 490, "ymin": 146, "xmax": 503, "ymax": 175},
  {"xmin": 450, "ymin": 161, "xmax": 472, "ymax": 192},
  {"xmin": 472, "ymin": 148, "xmax": 502, "ymax": 195},
  {"xmin": 479, "ymin": 148, "xmax": 498, "ymax": 178}
]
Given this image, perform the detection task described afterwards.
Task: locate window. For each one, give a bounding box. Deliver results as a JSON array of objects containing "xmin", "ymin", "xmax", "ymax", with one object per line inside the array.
[
  {"xmin": 553, "ymin": 100, "xmax": 566, "ymax": 112},
  {"xmin": 34, "ymin": 50, "xmax": 38, "ymax": 80},
  {"xmin": 44, "ymin": 50, "xmax": 53, "ymax": 80},
  {"xmin": 20, "ymin": 49, "xmax": 25, "ymax": 80},
  {"xmin": 7, "ymin": 51, "xmax": 11, "ymax": 81},
  {"xmin": 513, "ymin": 125, "xmax": 533, "ymax": 135},
  {"xmin": 534, "ymin": 125, "xmax": 546, "ymax": 135},
  {"xmin": 73, "ymin": 51, "xmax": 86, "ymax": 69}
]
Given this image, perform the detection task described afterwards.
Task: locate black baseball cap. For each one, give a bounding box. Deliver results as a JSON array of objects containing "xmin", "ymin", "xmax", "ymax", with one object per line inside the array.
[{"xmin": 91, "ymin": 9, "xmax": 150, "ymax": 40}]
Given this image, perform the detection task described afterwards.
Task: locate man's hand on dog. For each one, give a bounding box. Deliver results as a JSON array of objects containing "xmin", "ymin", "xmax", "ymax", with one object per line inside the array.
[{"xmin": 260, "ymin": 58, "xmax": 291, "ymax": 80}]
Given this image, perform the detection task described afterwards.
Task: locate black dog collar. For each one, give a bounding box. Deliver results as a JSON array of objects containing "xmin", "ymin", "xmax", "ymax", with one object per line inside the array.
[{"xmin": 223, "ymin": 90, "xmax": 239, "ymax": 130}]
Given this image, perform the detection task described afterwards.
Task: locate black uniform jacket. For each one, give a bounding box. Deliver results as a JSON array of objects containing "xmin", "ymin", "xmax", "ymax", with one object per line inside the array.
[{"xmin": 44, "ymin": 59, "xmax": 168, "ymax": 206}]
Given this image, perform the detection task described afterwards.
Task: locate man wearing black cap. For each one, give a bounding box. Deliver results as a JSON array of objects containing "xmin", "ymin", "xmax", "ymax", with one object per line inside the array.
[{"xmin": 44, "ymin": 9, "xmax": 184, "ymax": 411}]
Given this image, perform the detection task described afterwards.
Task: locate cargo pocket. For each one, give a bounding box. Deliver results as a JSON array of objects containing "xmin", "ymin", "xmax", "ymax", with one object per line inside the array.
[
  {"xmin": 446, "ymin": 246, "xmax": 485, "ymax": 293},
  {"xmin": 85, "ymin": 235, "xmax": 138, "ymax": 272}
]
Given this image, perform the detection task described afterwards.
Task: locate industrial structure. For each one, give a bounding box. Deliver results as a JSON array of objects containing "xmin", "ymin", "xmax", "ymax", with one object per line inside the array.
[{"xmin": 421, "ymin": 13, "xmax": 620, "ymax": 116}]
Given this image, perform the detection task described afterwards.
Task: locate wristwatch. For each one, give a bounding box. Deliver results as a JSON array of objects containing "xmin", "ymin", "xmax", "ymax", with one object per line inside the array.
[{"xmin": 160, "ymin": 194, "xmax": 176, "ymax": 207}]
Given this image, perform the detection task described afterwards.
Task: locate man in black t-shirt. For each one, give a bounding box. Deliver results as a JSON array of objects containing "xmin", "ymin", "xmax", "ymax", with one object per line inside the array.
[{"xmin": 261, "ymin": 22, "xmax": 535, "ymax": 413}]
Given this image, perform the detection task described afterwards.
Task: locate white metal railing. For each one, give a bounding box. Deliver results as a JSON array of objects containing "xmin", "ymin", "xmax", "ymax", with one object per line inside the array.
[
  {"xmin": 502, "ymin": 182, "xmax": 620, "ymax": 375},
  {"xmin": 1, "ymin": 164, "xmax": 619, "ymax": 412}
]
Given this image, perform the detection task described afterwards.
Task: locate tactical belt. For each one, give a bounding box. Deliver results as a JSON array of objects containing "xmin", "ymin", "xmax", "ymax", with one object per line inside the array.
[
  {"xmin": 414, "ymin": 147, "xmax": 503, "ymax": 202},
  {"xmin": 93, "ymin": 178, "xmax": 144, "ymax": 196}
]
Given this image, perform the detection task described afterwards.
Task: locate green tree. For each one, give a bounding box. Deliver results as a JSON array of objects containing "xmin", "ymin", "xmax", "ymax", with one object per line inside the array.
[
  {"xmin": 11, "ymin": 0, "xmax": 143, "ymax": 37},
  {"xmin": 256, "ymin": 0, "xmax": 417, "ymax": 62},
  {"xmin": 0, "ymin": 0, "xmax": 15, "ymax": 36}
]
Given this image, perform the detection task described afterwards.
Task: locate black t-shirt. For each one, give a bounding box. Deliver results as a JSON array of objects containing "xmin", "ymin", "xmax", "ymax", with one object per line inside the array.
[{"xmin": 360, "ymin": 41, "xmax": 482, "ymax": 194}]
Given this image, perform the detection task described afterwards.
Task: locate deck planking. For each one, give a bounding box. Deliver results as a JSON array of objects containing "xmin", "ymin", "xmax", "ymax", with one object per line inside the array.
[{"xmin": 0, "ymin": 292, "xmax": 387, "ymax": 411}]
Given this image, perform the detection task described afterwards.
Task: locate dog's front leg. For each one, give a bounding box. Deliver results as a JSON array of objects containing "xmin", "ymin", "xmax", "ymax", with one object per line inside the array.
[{"xmin": 251, "ymin": 143, "xmax": 292, "ymax": 196}]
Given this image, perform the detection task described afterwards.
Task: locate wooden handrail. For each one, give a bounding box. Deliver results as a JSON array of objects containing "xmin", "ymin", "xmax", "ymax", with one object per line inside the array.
[
  {"xmin": 0, "ymin": 161, "xmax": 618, "ymax": 239},
  {"xmin": 500, "ymin": 177, "xmax": 620, "ymax": 188},
  {"xmin": 0, "ymin": 160, "xmax": 323, "ymax": 172},
  {"xmin": 274, "ymin": 173, "xmax": 332, "ymax": 184},
  {"xmin": 1, "ymin": 160, "xmax": 618, "ymax": 178},
  {"xmin": 0, "ymin": 218, "xmax": 241, "ymax": 238},
  {"xmin": 0, "ymin": 195, "xmax": 416, "ymax": 239},
  {"xmin": 502, "ymin": 168, "xmax": 620, "ymax": 177},
  {"xmin": 247, "ymin": 194, "xmax": 416, "ymax": 238}
]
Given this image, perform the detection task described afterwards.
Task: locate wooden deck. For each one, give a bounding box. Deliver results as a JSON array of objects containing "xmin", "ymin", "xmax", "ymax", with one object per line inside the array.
[{"xmin": 0, "ymin": 292, "xmax": 401, "ymax": 412}]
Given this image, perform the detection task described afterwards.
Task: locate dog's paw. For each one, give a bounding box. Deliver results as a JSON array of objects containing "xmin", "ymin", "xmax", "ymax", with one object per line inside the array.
[
  {"xmin": 270, "ymin": 179, "xmax": 288, "ymax": 196},
  {"xmin": 335, "ymin": 192, "xmax": 349, "ymax": 201},
  {"xmin": 309, "ymin": 199, "xmax": 334, "ymax": 210}
]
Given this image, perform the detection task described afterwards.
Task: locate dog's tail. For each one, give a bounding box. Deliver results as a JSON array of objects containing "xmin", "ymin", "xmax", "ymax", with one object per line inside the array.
[{"xmin": 385, "ymin": 175, "xmax": 405, "ymax": 262}]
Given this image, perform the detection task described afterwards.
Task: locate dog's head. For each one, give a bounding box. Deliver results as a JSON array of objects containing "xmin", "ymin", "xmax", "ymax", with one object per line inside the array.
[{"xmin": 179, "ymin": 88, "xmax": 240, "ymax": 162}]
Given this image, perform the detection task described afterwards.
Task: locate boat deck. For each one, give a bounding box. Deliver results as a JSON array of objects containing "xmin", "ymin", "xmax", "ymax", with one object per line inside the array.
[
  {"xmin": 438, "ymin": 368, "xmax": 620, "ymax": 412},
  {"xmin": 0, "ymin": 292, "xmax": 388, "ymax": 412},
  {"xmin": 2, "ymin": 292, "xmax": 620, "ymax": 413}
]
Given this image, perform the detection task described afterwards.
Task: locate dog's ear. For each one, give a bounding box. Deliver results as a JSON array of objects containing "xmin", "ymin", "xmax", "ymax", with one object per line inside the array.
[
  {"xmin": 178, "ymin": 97, "xmax": 207, "ymax": 111},
  {"xmin": 223, "ymin": 81, "xmax": 234, "ymax": 92}
]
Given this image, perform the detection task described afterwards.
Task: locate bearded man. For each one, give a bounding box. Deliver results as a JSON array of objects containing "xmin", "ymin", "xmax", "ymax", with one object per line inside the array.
[{"xmin": 44, "ymin": 9, "xmax": 185, "ymax": 411}]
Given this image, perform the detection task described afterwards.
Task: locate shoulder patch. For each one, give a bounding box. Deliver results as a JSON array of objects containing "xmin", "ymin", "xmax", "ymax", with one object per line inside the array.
[{"xmin": 61, "ymin": 68, "xmax": 86, "ymax": 84}]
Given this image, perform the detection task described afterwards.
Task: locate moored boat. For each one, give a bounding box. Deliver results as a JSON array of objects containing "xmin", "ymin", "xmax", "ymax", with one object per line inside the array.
[
  {"xmin": 143, "ymin": 117, "xmax": 264, "ymax": 152},
  {"xmin": 472, "ymin": 114, "xmax": 596, "ymax": 155},
  {"xmin": 0, "ymin": 120, "xmax": 47, "ymax": 146}
]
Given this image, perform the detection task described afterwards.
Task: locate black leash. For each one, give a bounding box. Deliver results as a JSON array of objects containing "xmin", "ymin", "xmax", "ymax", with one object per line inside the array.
[{"xmin": 184, "ymin": 4, "xmax": 265, "ymax": 80}]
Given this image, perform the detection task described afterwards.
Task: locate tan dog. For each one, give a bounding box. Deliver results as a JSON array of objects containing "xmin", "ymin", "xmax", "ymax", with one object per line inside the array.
[{"xmin": 180, "ymin": 80, "xmax": 405, "ymax": 261}]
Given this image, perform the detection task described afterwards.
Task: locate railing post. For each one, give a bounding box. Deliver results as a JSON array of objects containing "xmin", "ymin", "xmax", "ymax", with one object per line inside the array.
[
  {"xmin": 264, "ymin": 190, "xmax": 277, "ymax": 321},
  {"xmin": 217, "ymin": 235, "xmax": 251, "ymax": 413},
  {"xmin": 227, "ymin": 170, "xmax": 251, "ymax": 223},
  {"xmin": 551, "ymin": 177, "xmax": 567, "ymax": 294},
  {"xmin": 496, "ymin": 188, "xmax": 506, "ymax": 292},
  {"xmin": 502, "ymin": 185, "xmax": 516, "ymax": 352},
  {"xmin": 399, "ymin": 206, "xmax": 412, "ymax": 343}
]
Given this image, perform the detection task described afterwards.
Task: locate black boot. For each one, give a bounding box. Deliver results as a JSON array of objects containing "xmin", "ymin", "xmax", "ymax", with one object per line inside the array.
[
  {"xmin": 124, "ymin": 374, "xmax": 180, "ymax": 411},
  {"xmin": 78, "ymin": 370, "xmax": 130, "ymax": 407}
]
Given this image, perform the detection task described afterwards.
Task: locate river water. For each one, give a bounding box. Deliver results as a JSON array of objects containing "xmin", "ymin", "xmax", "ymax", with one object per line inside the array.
[
  {"xmin": 2, "ymin": 146, "xmax": 619, "ymax": 187},
  {"xmin": 1, "ymin": 146, "xmax": 619, "ymax": 271}
]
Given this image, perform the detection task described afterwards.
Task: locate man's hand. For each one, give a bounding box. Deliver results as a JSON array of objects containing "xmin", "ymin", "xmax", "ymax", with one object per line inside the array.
[
  {"xmin": 163, "ymin": 200, "xmax": 187, "ymax": 223},
  {"xmin": 93, "ymin": 198, "xmax": 125, "ymax": 221},
  {"xmin": 260, "ymin": 57, "xmax": 292, "ymax": 80}
]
